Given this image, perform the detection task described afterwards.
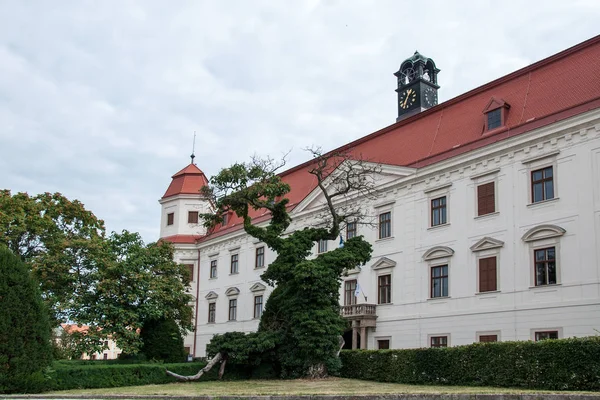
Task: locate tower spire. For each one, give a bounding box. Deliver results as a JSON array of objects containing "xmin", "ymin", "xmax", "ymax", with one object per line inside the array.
[{"xmin": 190, "ymin": 131, "xmax": 196, "ymax": 164}]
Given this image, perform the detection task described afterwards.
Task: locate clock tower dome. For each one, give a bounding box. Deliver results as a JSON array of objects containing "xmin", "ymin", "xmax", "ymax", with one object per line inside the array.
[{"xmin": 394, "ymin": 51, "xmax": 440, "ymax": 122}]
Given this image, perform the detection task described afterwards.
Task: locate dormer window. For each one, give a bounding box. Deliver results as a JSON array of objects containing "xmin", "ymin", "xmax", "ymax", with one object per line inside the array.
[
  {"xmin": 483, "ymin": 97, "xmax": 510, "ymax": 132},
  {"xmin": 221, "ymin": 213, "xmax": 228, "ymax": 227}
]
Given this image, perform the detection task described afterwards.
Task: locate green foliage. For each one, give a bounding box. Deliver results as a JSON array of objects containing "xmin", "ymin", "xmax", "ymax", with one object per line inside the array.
[
  {"xmin": 0, "ymin": 191, "xmax": 193, "ymax": 356},
  {"xmin": 0, "ymin": 247, "xmax": 53, "ymax": 394},
  {"xmin": 140, "ymin": 318, "xmax": 186, "ymax": 363},
  {"xmin": 339, "ymin": 336, "xmax": 600, "ymax": 391},
  {"xmin": 202, "ymin": 155, "xmax": 373, "ymax": 377}
]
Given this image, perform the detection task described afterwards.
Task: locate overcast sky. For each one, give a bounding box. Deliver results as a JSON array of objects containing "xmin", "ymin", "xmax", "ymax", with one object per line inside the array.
[{"xmin": 1, "ymin": 1, "xmax": 598, "ymax": 243}]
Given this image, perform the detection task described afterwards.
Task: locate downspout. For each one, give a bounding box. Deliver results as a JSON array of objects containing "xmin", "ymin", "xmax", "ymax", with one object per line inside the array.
[{"xmin": 193, "ymin": 248, "xmax": 201, "ymax": 357}]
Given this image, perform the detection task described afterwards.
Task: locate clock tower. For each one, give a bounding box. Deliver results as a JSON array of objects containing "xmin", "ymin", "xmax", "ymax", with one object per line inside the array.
[{"xmin": 394, "ymin": 51, "xmax": 440, "ymax": 122}]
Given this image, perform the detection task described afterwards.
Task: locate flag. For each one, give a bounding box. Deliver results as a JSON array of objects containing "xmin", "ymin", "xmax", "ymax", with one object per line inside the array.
[
  {"xmin": 354, "ymin": 283, "xmax": 361, "ymax": 297},
  {"xmin": 339, "ymin": 235, "xmax": 344, "ymax": 248}
]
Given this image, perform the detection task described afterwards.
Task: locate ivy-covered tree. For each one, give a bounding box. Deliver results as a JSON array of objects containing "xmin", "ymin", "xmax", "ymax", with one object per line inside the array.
[
  {"xmin": 0, "ymin": 246, "xmax": 53, "ymax": 394},
  {"xmin": 168, "ymin": 150, "xmax": 377, "ymax": 379}
]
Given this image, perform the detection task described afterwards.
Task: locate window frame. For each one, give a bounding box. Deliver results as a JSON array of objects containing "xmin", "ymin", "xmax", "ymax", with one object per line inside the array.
[
  {"xmin": 208, "ymin": 302, "xmax": 216, "ymax": 323},
  {"xmin": 188, "ymin": 211, "xmax": 199, "ymax": 224},
  {"xmin": 377, "ymin": 338, "xmax": 391, "ymax": 349},
  {"xmin": 255, "ymin": 246, "xmax": 265, "ymax": 269},
  {"xmin": 531, "ymin": 166, "xmax": 555, "ymax": 203},
  {"xmin": 228, "ymin": 299, "xmax": 237, "ymax": 321},
  {"xmin": 378, "ymin": 211, "xmax": 392, "ymax": 239},
  {"xmin": 344, "ymin": 279, "xmax": 357, "ymax": 306},
  {"xmin": 430, "ymin": 196, "xmax": 447, "ymax": 227},
  {"xmin": 346, "ymin": 221, "xmax": 357, "ymax": 240},
  {"xmin": 184, "ymin": 263, "xmax": 194, "ymax": 282},
  {"xmin": 533, "ymin": 246, "xmax": 557, "ymax": 286},
  {"xmin": 477, "ymin": 256, "xmax": 498, "ymax": 293},
  {"xmin": 430, "ymin": 264, "xmax": 449, "ymax": 298},
  {"xmin": 533, "ymin": 329, "xmax": 561, "ymax": 341},
  {"xmin": 429, "ymin": 335, "xmax": 449, "ymax": 348},
  {"xmin": 317, "ymin": 239, "xmax": 328, "ymax": 254},
  {"xmin": 523, "ymin": 152, "xmax": 559, "ymax": 207},
  {"xmin": 377, "ymin": 274, "xmax": 392, "ymax": 304},
  {"xmin": 230, "ymin": 254, "xmax": 239, "ymax": 275},
  {"xmin": 476, "ymin": 181, "xmax": 496, "ymax": 216},
  {"xmin": 254, "ymin": 295, "xmax": 263, "ymax": 319},
  {"xmin": 209, "ymin": 259, "xmax": 218, "ymax": 279},
  {"xmin": 167, "ymin": 212, "xmax": 174, "ymax": 226}
]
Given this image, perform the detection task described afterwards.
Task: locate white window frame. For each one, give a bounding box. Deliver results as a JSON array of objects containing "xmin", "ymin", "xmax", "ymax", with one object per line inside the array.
[
  {"xmin": 531, "ymin": 327, "xmax": 562, "ymax": 341},
  {"xmin": 476, "ymin": 330, "xmax": 501, "ymax": 342},
  {"xmin": 428, "ymin": 333, "xmax": 450, "ymax": 347},
  {"xmin": 522, "ymin": 151, "xmax": 560, "ymax": 206},
  {"xmin": 425, "ymin": 184, "xmax": 451, "ymax": 229},
  {"xmin": 470, "ymin": 169, "xmax": 500, "ymax": 219}
]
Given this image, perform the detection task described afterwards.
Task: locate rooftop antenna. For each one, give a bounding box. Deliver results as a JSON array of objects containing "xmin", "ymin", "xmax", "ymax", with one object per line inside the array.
[{"xmin": 190, "ymin": 131, "xmax": 196, "ymax": 164}]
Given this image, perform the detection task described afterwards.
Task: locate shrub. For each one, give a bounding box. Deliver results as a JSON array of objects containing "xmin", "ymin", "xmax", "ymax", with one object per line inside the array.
[
  {"xmin": 0, "ymin": 247, "xmax": 53, "ymax": 394},
  {"xmin": 339, "ymin": 336, "xmax": 600, "ymax": 391},
  {"xmin": 140, "ymin": 318, "xmax": 186, "ymax": 363}
]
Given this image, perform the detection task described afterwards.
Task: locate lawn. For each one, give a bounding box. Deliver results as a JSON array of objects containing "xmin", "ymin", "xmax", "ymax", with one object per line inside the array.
[{"xmin": 44, "ymin": 378, "xmax": 597, "ymax": 396}]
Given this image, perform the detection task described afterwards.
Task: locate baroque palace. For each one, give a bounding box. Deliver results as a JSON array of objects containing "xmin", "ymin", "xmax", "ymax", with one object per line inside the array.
[{"xmin": 159, "ymin": 36, "xmax": 600, "ymax": 357}]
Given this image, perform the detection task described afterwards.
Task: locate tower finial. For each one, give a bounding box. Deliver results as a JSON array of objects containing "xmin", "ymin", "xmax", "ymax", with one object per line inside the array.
[{"xmin": 190, "ymin": 131, "xmax": 196, "ymax": 164}]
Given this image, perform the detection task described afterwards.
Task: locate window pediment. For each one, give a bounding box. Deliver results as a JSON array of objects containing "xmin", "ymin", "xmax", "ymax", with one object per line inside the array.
[
  {"xmin": 371, "ymin": 257, "xmax": 397, "ymax": 270},
  {"xmin": 249, "ymin": 282, "xmax": 266, "ymax": 292},
  {"xmin": 470, "ymin": 237, "xmax": 504, "ymax": 252},
  {"xmin": 482, "ymin": 97, "xmax": 510, "ymax": 113},
  {"xmin": 422, "ymin": 246, "xmax": 454, "ymax": 261},
  {"xmin": 522, "ymin": 224, "xmax": 566, "ymax": 242},
  {"xmin": 225, "ymin": 287, "xmax": 240, "ymax": 297},
  {"xmin": 205, "ymin": 291, "xmax": 218, "ymax": 300}
]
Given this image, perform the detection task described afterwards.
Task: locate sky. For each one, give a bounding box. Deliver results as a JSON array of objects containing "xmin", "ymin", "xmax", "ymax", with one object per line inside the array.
[{"xmin": 1, "ymin": 1, "xmax": 599, "ymax": 243}]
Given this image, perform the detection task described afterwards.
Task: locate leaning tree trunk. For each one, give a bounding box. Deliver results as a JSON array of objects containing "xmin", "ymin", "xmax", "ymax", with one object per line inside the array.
[{"xmin": 166, "ymin": 352, "xmax": 223, "ymax": 381}]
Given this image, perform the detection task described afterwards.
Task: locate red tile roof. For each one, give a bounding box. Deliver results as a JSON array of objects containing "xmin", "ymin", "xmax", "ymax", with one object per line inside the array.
[
  {"xmin": 162, "ymin": 163, "xmax": 209, "ymax": 199},
  {"xmin": 163, "ymin": 35, "xmax": 600, "ymax": 244},
  {"xmin": 160, "ymin": 234, "xmax": 203, "ymax": 244}
]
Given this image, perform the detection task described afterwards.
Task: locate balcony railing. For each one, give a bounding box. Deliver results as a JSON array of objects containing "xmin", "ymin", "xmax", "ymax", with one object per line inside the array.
[{"xmin": 340, "ymin": 303, "xmax": 377, "ymax": 318}]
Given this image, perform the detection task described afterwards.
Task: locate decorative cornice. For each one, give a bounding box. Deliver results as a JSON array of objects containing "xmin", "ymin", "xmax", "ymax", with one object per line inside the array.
[
  {"xmin": 522, "ymin": 224, "xmax": 566, "ymax": 242},
  {"xmin": 423, "ymin": 246, "xmax": 455, "ymax": 261},
  {"xmin": 371, "ymin": 257, "xmax": 397, "ymax": 270},
  {"xmin": 470, "ymin": 237, "xmax": 505, "ymax": 252},
  {"xmin": 205, "ymin": 291, "xmax": 218, "ymax": 300}
]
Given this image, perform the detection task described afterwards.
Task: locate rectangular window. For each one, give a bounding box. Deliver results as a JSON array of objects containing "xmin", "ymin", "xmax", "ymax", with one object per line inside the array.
[
  {"xmin": 228, "ymin": 299, "xmax": 237, "ymax": 321},
  {"xmin": 346, "ymin": 222, "xmax": 357, "ymax": 240},
  {"xmin": 208, "ymin": 303, "xmax": 216, "ymax": 323},
  {"xmin": 184, "ymin": 346, "xmax": 191, "ymax": 355},
  {"xmin": 430, "ymin": 336, "xmax": 448, "ymax": 348},
  {"xmin": 531, "ymin": 166, "xmax": 554, "ymax": 203},
  {"xmin": 477, "ymin": 182, "xmax": 495, "ymax": 216},
  {"xmin": 479, "ymin": 334, "xmax": 498, "ymax": 343},
  {"xmin": 188, "ymin": 211, "xmax": 199, "ymax": 223},
  {"xmin": 344, "ymin": 279, "xmax": 357, "ymax": 306},
  {"xmin": 534, "ymin": 247, "xmax": 556, "ymax": 286},
  {"xmin": 378, "ymin": 274, "xmax": 391, "ymax": 304},
  {"xmin": 255, "ymin": 247, "xmax": 265, "ymax": 268},
  {"xmin": 535, "ymin": 331, "xmax": 558, "ymax": 341},
  {"xmin": 103, "ymin": 353, "xmax": 108, "ymax": 360},
  {"xmin": 478, "ymin": 257, "xmax": 497, "ymax": 292},
  {"xmin": 431, "ymin": 265, "xmax": 448, "ymax": 298},
  {"xmin": 378, "ymin": 212, "xmax": 391, "ymax": 239},
  {"xmin": 210, "ymin": 260, "xmax": 217, "ymax": 279},
  {"xmin": 431, "ymin": 196, "xmax": 447, "ymax": 226},
  {"xmin": 230, "ymin": 254, "xmax": 239, "ymax": 274},
  {"xmin": 377, "ymin": 339, "xmax": 390, "ymax": 349},
  {"xmin": 317, "ymin": 239, "xmax": 328, "ymax": 253},
  {"xmin": 254, "ymin": 295, "xmax": 263, "ymax": 319},
  {"xmin": 167, "ymin": 212, "xmax": 174, "ymax": 226},
  {"xmin": 185, "ymin": 264, "xmax": 194, "ymax": 281},
  {"xmin": 487, "ymin": 109, "xmax": 502, "ymax": 130}
]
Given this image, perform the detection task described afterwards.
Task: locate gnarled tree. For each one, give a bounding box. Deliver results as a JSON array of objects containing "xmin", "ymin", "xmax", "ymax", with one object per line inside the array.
[{"xmin": 167, "ymin": 149, "xmax": 380, "ymax": 379}]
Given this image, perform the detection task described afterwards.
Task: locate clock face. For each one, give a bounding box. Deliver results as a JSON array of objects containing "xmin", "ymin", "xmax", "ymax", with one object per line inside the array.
[
  {"xmin": 399, "ymin": 88, "xmax": 417, "ymax": 110},
  {"xmin": 424, "ymin": 87, "xmax": 437, "ymax": 107}
]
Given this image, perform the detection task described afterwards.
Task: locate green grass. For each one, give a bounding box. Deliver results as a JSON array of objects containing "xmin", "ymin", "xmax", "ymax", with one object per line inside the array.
[{"xmin": 45, "ymin": 378, "xmax": 599, "ymax": 396}]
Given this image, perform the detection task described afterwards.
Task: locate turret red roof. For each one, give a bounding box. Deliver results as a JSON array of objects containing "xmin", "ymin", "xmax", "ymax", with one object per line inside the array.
[{"xmin": 162, "ymin": 163, "xmax": 209, "ymax": 199}]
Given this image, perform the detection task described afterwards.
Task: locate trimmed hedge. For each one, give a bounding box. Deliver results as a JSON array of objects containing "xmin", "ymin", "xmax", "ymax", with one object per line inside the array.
[
  {"xmin": 43, "ymin": 360, "xmax": 276, "ymax": 392},
  {"xmin": 339, "ymin": 336, "xmax": 600, "ymax": 391}
]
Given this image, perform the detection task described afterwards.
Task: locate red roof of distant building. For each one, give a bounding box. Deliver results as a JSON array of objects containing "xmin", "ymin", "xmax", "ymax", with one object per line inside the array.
[
  {"xmin": 165, "ymin": 35, "xmax": 600, "ymax": 243},
  {"xmin": 160, "ymin": 234, "xmax": 203, "ymax": 244},
  {"xmin": 162, "ymin": 163, "xmax": 209, "ymax": 199}
]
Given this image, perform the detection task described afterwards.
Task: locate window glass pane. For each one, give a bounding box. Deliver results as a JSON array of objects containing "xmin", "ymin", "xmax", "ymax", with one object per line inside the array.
[
  {"xmin": 536, "ymin": 263, "xmax": 546, "ymax": 285},
  {"xmin": 442, "ymin": 276, "xmax": 448, "ymax": 296},
  {"xmin": 532, "ymin": 170, "xmax": 543, "ymax": 181},
  {"xmin": 533, "ymin": 183, "xmax": 543, "ymax": 202},
  {"xmin": 441, "ymin": 207, "xmax": 446, "ymax": 224},
  {"xmin": 545, "ymin": 180, "xmax": 554, "ymax": 200},
  {"xmin": 547, "ymin": 248, "xmax": 555, "ymax": 259},
  {"xmin": 544, "ymin": 167, "xmax": 553, "ymax": 178},
  {"xmin": 535, "ymin": 249, "xmax": 545, "ymax": 261},
  {"xmin": 548, "ymin": 262, "xmax": 557, "ymax": 284}
]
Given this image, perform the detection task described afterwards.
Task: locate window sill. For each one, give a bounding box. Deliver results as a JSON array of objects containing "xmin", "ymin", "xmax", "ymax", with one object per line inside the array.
[
  {"xmin": 207, "ymin": 322, "xmax": 215, "ymax": 325},
  {"xmin": 427, "ymin": 296, "xmax": 450, "ymax": 301},
  {"xmin": 428, "ymin": 223, "xmax": 450, "ymax": 231},
  {"xmin": 476, "ymin": 290, "xmax": 500, "ymax": 295},
  {"xmin": 529, "ymin": 283, "xmax": 561, "ymax": 290},
  {"xmin": 527, "ymin": 197, "xmax": 559, "ymax": 207},
  {"xmin": 209, "ymin": 277, "xmax": 217, "ymax": 280},
  {"xmin": 254, "ymin": 266, "xmax": 265, "ymax": 270},
  {"xmin": 474, "ymin": 212, "xmax": 499, "ymax": 220},
  {"xmin": 377, "ymin": 302, "xmax": 393, "ymax": 306},
  {"xmin": 229, "ymin": 272, "xmax": 239, "ymax": 276},
  {"xmin": 375, "ymin": 236, "xmax": 395, "ymax": 242}
]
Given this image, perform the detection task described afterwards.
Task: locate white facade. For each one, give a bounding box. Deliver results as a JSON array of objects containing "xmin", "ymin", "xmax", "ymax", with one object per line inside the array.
[{"xmin": 162, "ymin": 108, "xmax": 600, "ymax": 356}]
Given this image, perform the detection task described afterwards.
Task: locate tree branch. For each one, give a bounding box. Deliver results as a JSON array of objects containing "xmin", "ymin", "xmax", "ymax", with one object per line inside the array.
[{"xmin": 166, "ymin": 352, "xmax": 222, "ymax": 381}]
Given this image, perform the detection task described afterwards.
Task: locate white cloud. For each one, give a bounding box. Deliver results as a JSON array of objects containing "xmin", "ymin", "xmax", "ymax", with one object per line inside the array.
[{"xmin": 0, "ymin": 0, "xmax": 598, "ymax": 242}]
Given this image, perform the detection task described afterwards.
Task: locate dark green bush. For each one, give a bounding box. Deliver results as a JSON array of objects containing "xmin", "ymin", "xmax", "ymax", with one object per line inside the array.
[
  {"xmin": 140, "ymin": 318, "xmax": 186, "ymax": 363},
  {"xmin": 0, "ymin": 247, "xmax": 53, "ymax": 394},
  {"xmin": 339, "ymin": 336, "xmax": 600, "ymax": 390}
]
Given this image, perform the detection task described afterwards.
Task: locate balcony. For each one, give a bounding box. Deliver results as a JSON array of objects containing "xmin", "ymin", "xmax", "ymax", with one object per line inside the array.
[{"xmin": 340, "ymin": 303, "xmax": 378, "ymax": 350}]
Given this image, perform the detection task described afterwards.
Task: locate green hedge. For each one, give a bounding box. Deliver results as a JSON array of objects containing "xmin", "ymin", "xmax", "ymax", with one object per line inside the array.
[
  {"xmin": 41, "ymin": 360, "xmax": 276, "ymax": 393},
  {"xmin": 339, "ymin": 336, "xmax": 600, "ymax": 390}
]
